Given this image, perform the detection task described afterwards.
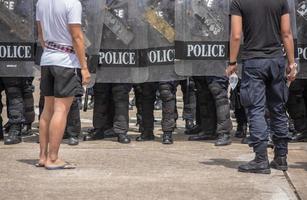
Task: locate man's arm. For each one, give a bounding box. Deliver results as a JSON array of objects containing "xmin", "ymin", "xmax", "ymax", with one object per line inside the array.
[
  {"xmin": 69, "ymin": 24, "xmax": 91, "ymax": 85},
  {"xmin": 226, "ymin": 15, "xmax": 242, "ymax": 76},
  {"xmin": 37, "ymin": 22, "xmax": 45, "ymax": 48},
  {"xmin": 281, "ymin": 13, "xmax": 297, "ymax": 82}
]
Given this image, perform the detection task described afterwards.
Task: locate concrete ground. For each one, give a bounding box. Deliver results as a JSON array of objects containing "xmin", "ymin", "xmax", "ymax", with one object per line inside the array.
[{"xmin": 0, "ymin": 77, "xmax": 306, "ymax": 200}]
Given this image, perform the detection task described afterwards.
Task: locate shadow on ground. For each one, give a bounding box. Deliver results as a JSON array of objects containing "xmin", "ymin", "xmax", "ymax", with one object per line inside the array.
[
  {"xmin": 200, "ymin": 159, "xmax": 245, "ymax": 170},
  {"xmin": 17, "ymin": 159, "xmax": 38, "ymax": 166},
  {"xmin": 289, "ymin": 162, "xmax": 307, "ymax": 171}
]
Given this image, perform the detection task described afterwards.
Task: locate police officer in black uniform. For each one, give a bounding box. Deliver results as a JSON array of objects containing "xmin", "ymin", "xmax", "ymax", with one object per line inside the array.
[
  {"xmin": 2, "ymin": 77, "xmax": 27, "ymax": 145},
  {"xmin": 136, "ymin": 81, "xmax": 177, "ymax": 144},
  {"xmin": 188, "ymin": 76, "xmax": 233, "ymax": 146},
  {"xmin": 90, "ymin": 83, "xmax": 132, "ymax": 144}
]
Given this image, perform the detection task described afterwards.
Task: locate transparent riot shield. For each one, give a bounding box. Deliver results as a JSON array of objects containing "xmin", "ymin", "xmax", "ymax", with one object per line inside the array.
[
  {"xmin": 0, "ymin": 0, "xmax": 35, "ymax": 77},
  {"xmin": 295, "ymin": 0, "xmax": 307, "ymax": 78},
  {"xmin": 81, "ymin": 0, "xmax": 105, "ymax": 56},
  {"xmin": 95, "ymin": 0, "xmax": 149, "ymax": 83},
  {"xmin": 174, "ymin": 0, "xmax": 229, "ymax": 77},
  {"xmin": 143, "ymin": 0, "xmax": 184, "ymax": 82}
]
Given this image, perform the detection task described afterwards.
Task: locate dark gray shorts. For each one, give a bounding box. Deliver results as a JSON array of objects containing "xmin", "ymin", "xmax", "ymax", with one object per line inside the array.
[{"xmin": 40, "ymin": 66, "xmax": 81, "ymax": 98}]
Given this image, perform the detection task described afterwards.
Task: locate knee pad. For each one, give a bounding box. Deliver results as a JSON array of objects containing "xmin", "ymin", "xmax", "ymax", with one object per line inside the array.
[{"xmin": 159, "ymin": 83, "xmax": 175, "ymax": 102}]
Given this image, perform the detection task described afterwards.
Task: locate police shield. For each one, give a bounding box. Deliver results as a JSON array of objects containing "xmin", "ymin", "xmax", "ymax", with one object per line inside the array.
[
  {"xmin": 0, "ymin": 0, "xmax": 35, "ymax": 77},
  {"xmin": 81, "ymin": 0, "xmax": 105, "ymax": 56},
  {"xmin": 174, "ymin": 0, "xmax": 229, "ymax": 77},
  {"xmin": 296, "ymin": 0, "xmax": 307, "ymax": 78},
  {"xmin": 144, "ymin": 0, "xmax": 183, "ymax": 82},
  {"xmin": 95, "ymin": 0, "xmax": 149, "ymax": 83}
]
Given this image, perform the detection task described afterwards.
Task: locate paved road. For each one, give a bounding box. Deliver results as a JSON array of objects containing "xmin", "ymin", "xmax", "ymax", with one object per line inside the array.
[{"xmin": 0, "ymin": 77, "xmax": 306, "ymax": 200}]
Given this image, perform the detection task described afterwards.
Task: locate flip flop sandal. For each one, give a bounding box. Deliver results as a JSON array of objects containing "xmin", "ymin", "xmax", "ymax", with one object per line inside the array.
[
  {"xmin": 45, "ymin": 162, "xmax": 76, "ymax": 170},
  {"xmin": 35, "ymin": 163, "xmax": 45, "ymax": 167}
]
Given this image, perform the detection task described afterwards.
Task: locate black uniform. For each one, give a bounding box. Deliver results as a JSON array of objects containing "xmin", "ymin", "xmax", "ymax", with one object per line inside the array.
[
  {"xmin": 136, "ymin": 81, "xmax": 177, "ymax": 144},
  {"xmin": 92, "ymin": 83, "xmax": 132, "ymax": 143},
  {"xmin": 189, "ymin": 76, "xmax": 232, "ymax": 146},
  {"xmin": 2, "ymin": 77, "xmax": 27, "ymax": 145},
  {"xmin": 178, "ymin": 79, "xmax": 196, "ymax": 129}
]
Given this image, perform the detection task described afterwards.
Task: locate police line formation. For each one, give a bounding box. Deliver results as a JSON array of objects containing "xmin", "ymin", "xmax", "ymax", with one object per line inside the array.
[{"xmin": 0, "ymin": 0, "xmax": 307, "ymax": 147}]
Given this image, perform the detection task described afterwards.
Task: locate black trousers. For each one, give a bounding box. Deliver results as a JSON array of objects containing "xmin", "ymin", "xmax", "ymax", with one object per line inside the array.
[
  {"xmin": 65, "ymin": 98, "xmax": 81, "ymax": 137},
  {"xmin": 139, "ymin": 82, "xmax": 177, "ymax": 133},
  {"xmin": 194, "ymin": 76, "xmax": 232, "ymax": 135},
  {"xmin": 2, "ymin": 77, "xmax": 26, "ymax": 125},
  {"xmin": 93, "ymin": 83, "xmax": 131, "ymax": 134},
  {"xmin": 179, "ymin": 79, "xmax": 196, "ymax": 121}
]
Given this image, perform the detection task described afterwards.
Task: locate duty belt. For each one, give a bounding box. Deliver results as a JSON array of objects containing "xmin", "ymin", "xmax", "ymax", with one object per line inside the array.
[{"xmin": 45, "ymin": 42, "xmax": 75, "ymax": 54}]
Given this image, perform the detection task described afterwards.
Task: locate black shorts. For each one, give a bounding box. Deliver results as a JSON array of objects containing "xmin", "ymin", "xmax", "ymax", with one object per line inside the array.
[{"xmin": 40, "ymin": 66, "xmax": 82, "ymax": 98}]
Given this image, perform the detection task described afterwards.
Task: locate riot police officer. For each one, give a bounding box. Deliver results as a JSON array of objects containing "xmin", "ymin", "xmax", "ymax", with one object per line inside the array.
[
  {"xmin": 2, "ymin": 77, "xmax": 27, "ymax": 145},
  {"xmin": 90, "ymin": 83, "xmax": 132, "ymax": 144},
  {"xmin": 188, "ymin": 76, "xmax": 233, "ymax": 146},
  {"xmin": 136, "ymin": 81, "xmax": 177, "ymax": 144}
]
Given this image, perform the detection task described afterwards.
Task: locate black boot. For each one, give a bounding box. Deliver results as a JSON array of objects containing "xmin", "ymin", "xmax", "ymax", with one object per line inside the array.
[
  {"xmin": 118, "ymin": 133, "xmax": 131, "ymax": 144},
  {"xmin": 84, "ymin": 128, "xmax": 105, "ymax": 141},
  {"xmin": 162, "ymin": 132, "xmax": 173, "ymax": 144},
  {"xmin": 188, "ymin": 131, "xmax": 217, "ymax": 141},
  {"xmin": 238, "ymin": 148, "xmax": 271, "ymax": 174},
  {"xmin": 291, "ymin": 132, "xmax": 307, "ymax": 142},
  {"xmin": 4, "ymin": 124, "xmax": 22, "ymax": 145},
  {"xmin": 215, "ymin": 133, "xmax": 232, "ymax": 146},
  {"xmin": 136, "ymin": 131, "xmax": 155, "ymax": 142},
  {"xmin": 185, "ymin": 120, "xmax": 195, "ymax": 131},
  {"xmin": 270, "ymin": 155, "xmax": 288, "ymax": 171},
  {"xmin": 68, "ymin": 137, "xmax": 79, "ymax": 146},
  {"xmin": 184, "ymin": 125, "xmax": 202, "ymax": 135}
]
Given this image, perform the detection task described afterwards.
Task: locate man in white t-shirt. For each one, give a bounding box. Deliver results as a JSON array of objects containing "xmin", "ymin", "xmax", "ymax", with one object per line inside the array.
[{"xmin": 36, "ymin": 0, "xmax": 90, "ymax": 170}]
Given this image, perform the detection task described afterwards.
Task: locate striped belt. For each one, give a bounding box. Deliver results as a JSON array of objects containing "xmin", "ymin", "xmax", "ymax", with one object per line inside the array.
[{"xmin": 45, "ymin": 41, "xmax": 75, "ymax": 54}]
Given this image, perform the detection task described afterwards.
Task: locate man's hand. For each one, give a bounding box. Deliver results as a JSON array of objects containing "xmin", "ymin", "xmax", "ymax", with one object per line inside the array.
[
  {"xmin": 81, "ymin": 68, "xmax": 91, "ymax": 85},
  {"xmin": 226, "ymin": 64, "xmax": 237, "ymax": 77},
  {"xmin": 286, "ymin": 63, "xmax": 297, "ymax": 83}
]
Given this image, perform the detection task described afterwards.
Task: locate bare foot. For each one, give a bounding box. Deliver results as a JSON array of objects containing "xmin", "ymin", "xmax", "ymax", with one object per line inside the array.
[
  {"xmin": 45, "ymin": 159, "xmax": 76, "ymax": 170},
  {"xmin": 36, "ymin": 156, "xmax": 47, "ymax": 167}
]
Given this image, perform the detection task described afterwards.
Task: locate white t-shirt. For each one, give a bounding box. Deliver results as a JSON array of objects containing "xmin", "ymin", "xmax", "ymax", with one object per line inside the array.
[{"xmin": 36, "ymin": 0, "xmax": 82, "ymax": 68}]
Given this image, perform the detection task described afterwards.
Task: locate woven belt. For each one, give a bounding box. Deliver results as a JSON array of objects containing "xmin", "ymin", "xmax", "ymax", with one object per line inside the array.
[{"xmin": 45, "ymin": 41, "xmax": 75, "ymax": 54}]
